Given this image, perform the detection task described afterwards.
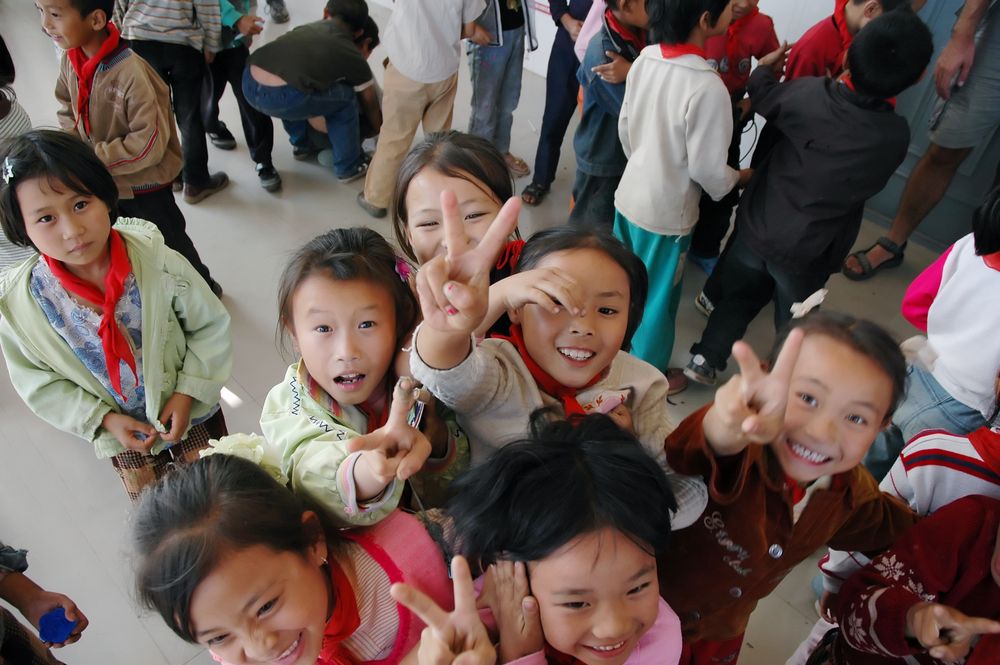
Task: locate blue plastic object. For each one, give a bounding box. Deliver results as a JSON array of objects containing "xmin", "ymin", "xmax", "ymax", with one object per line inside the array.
[{"xmin": 39, "ymin": 607, "xmax": 77, "ymax": 644}]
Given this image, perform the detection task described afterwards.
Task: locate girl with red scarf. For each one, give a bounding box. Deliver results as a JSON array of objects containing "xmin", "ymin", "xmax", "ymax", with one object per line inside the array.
[{"xmin": 0, "ymin": 130, "xmax": 231, "ymax": 501}]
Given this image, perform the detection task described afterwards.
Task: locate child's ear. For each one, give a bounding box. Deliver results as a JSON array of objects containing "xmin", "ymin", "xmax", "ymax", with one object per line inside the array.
[
  {"xmin": 89, "ymin": 9, "xmax": 109, "ymax": 31},
  {"xmin": 863, "ymin": 0, "xmax": 882, "ymax": 19},
  {"xmin": 301, "ymin": 511, "xmax": 329, "ymax": 567},
  {"xmin": 285, "ymin": 321, "xmax": 301, "ymax": 353}
]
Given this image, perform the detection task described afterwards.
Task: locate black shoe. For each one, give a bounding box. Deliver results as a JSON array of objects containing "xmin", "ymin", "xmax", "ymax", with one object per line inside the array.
[
  {"xmin": 183, "ymin": 172, "xmax": 230, "ymax": 204},
  {"xmin": 292, "ymin": 144, "xmax": 321, "ymax": 161},
  {"xmin": 266, "ymin": 0, "xmax": 289, "ymax": 23},
  {"xmin": 257, "ymin": 163, "xmax": 282, "ymax": 192},
  {"xmin": 208, "ymin": 123, "xmax": 237, "ymax": 150}
]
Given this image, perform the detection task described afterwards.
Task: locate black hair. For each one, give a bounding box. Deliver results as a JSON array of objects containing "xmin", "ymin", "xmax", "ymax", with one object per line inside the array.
[
  {"xmin": 847, "ymin": 8, "xmax": 933, "ymax": 99},
  {"xmin": 866, "ymin": 0, "xmax": 914, "ymax": 11},
  {"xmin": 972, "ymin": 185, "xmax": 1000, "ymax": 256},
  {"xmin": 768, "ymin": 311, "xmax": 907, "ymax": 418},
  {"xmin": 392, "ymin": 131, "xmax": 514, "ymax": 262},
  {"xmin": 325, "ymin": 0, "xmax": 369, "ymax": 32},
  {"xmin": 446, "ymin": 411, "xmax": 676, "ymax": 567},
  {"xmin": 134, "ymin": 454, "xmax": 346, "ymax": 643},
  {"xmin": 515, "ymin": 226, "xmax": 648, "ymax": 351},
  {"xmin": 0, "ymin": 130, "xmax": 119, "ymax": 249},
  {"xmin": 356, "ymin": 15, "xmax": 380, "ymax": 51},
  {"xmin": 276, "ymin": 227, "xmax": 419, "ymax": 356},
  {"xmin": 0, "ymin": 34, "xmax": 14, "ymax": 121},
  {"xmin": 67, "ymin": 0, "xmax": 114, "ymax": 19},
  {"xmin": 646, "ymin": 0, "xmax": 731, "ymax": 44}
]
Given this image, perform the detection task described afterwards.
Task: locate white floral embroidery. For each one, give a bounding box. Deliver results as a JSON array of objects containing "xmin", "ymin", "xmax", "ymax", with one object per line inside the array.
[
  {"xmin": 874, "ymin": 554, "xmax": 906, "ymax": 581},
  {"xmin": 903, "ymin": 577, "xmax": 936, "ymax": 603},
  {"xmin": 846, "ymin": 613, "xmax": 868, "ymax": 645}
]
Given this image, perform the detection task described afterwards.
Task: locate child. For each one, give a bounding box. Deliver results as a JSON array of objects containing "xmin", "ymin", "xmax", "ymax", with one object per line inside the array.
[
  {"xmin": 356, "ymin": 0, "xmax": 491, "ymax": 218},
  {"xmin": 660, "ymin": 311, "xmax": 918, "ymax": 665},
  {"xmin": 41, "ymin": 0, "xmax": 222, "ymax": 296},
  {"xmin": 409, "ymin": 202, "xmax": 708, "ymax": 529},
  {"xmin": 689, "ymin": 0, "xmax": 779, "ymax": 271},
  {"xmin": 864, "ymin": 186, "xmax": 1000, "ymax": 480},
  {"xmin": 0, "ymin": 130, "xmax": 232, "ymax": 501},
  {"xmin": 685, "ymin": 10, "xmax": 933, "ymax": 385},
  {"xmin": 569, "ymin": 0, "xmax": 648, "ymax": 230},
  {"xmin": 520, "ymin": 0, "xmax": 594, "ymax": 207},
  {"xmin": 613, "ymin": 0, "xmax": 751, "ymax": 382},
  {"xmin": 0, "ymin": 34, "xmax": 36, "ymax": 271},
  {"xmin": 259, "ymin": 227, "xmax": 469, "ymax": 525},
  {"xmin": 828, "ymin": 495, "xmax": 1000, "ymax": 664},
  {"xmin": 133, "ymin": 453, "xmax": 455, "ymax": 665},
  {"xmin": 444, "ymin": 412, "xmax": 683, "ymax": 664},
  {"xmin": 201, "ymin": 1, "xmax": 280, "ymax": 192}
]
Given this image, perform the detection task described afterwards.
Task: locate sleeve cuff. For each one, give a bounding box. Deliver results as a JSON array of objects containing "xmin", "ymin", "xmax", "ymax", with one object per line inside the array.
[{"xmin": 337, "ymin": 451, "xmax": 400, "ymax": 517}]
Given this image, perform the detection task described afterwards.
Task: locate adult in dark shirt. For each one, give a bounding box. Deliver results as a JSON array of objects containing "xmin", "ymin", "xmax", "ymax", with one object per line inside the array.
[{"xmin": 242, "ymin": 0, "xmax": 381, "ymax": 182}]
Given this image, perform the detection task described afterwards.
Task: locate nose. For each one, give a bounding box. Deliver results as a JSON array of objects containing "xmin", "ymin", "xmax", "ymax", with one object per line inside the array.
[
  {"xmin": 803, "ymin": 411, "xmax": 837, "ymax": 445},
  {"xmin": 60, "ymin": 217, "xmax": 84, "ymax": 240},
  {"xmin": 568, "ymin": 307, "xmax": 596, "ymax": 336},
  {"xmin": 242, "ymin": 627, "xmax": 284, "ymax": 663},
  {"xmin": 334, "ymin": 330, "xmax": 360, "ymax": 362},
  {"xmin": 591, "ymin": 601, "xmax": 630, "ymax": 641}
]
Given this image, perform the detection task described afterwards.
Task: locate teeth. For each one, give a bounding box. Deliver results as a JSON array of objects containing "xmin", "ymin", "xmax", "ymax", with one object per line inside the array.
[
  {"xmin": 591, "ymin": 641, "xmax": 625, "ymax": 652},
  {"xmin": 791, "ymin": 442, "xmax": 830, "ymax": 464},
  {"xmin": 559, "ymin": 348, "xmax": 595, "ymax": 361},
  {"xmin": 277, "ymin": 636, "xmax": 300, "ymax": 660},
  {"xmin": 336, "ymin": 373, "xmax": 363, "ymax": 383}
]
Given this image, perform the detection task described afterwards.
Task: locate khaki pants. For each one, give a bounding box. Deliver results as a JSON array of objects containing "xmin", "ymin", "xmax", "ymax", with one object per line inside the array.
[{"xmin": 363, "ymin": 63, "xmax": 458, "ymax": 208}]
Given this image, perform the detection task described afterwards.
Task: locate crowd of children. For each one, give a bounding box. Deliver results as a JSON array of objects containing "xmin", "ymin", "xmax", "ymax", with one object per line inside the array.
[{"xmin": 2, "ymin": 0, "xmax": 1000, "ymax": 664}]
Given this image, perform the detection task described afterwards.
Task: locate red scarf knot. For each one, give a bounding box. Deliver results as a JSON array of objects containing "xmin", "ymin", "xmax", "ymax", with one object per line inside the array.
[
  {"xmin": 659, "ymin": 42, "xmax": 707, "ymax": 60},
  {"xmin": 605, "ymin": 8, "xmax": 647, "ymax": 52},
  {"xmin": 66, "ymin": 22, "xmax": 121, "ymax": 136}
]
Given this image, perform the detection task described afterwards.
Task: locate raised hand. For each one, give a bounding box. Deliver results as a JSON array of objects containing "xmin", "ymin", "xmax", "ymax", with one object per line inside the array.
[
  {"xmin": 347, "ymin": 377, "xmax": 432, "ymax": 500},
  {"xmin": 488, "ymin": 561, "xmax": 544, "ymax": 663},
  {"xmin": 906, "ymin": 602, "xmax": 1000, "ymax": 662},
  {"xmin": 758, "ymin": 41, "xmax": 792, "ymax": 76},
  {"xmin": 391, "ymin": 556, "xmax": 497, "ymax": 665}
]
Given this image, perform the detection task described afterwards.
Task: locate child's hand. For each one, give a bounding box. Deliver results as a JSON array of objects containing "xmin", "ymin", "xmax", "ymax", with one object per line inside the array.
[
  {"xmin": 560, "ymin": 14, "xmax": 583, "ymax": 42},
  {"xmin": 159, "ymin": 392, "xmax": 194, "ymax": 443},
  {"xmin": 737, "ymin": 168, "xmax": 754, "ymax": 188},
  {"xmin": 101, "ymin": 412, "xmax": 159, "ymax": 453},
  {"xmin": 236, "ymin": 14, "xmax": 265, "ymax": 37},
  {"xmin": 466, "ymin": 23, "xmax": 493, "ymax": 46},
  {"xmin": 415, "ymin": 190, "xmax": 520, "ymax": 337},
  {"xmin": 905, "ymin": 602, "xmax": 1000, "ymax": 661},
  {"xmin": 348, "ymin": 377, "xmax": 432, "ymax": 500},
  {"xmin": 703, "ymin": 329, "xmax": 804, "ymax": 455},
  {"xmin": 818, "ymin": 590, "xmax": 838, "ymax": 624},
  {"xmin": 24, "ymin": 589, "xmax": 89, "ymax": 648},
  {"xmin": 757, "ymin": 41, "xmax": 792, "ymax": 76},
  {"xmin": 592, "ymin": 51, "xmax": 631, "ymax": 84},
  {"xmin": 391, "ymin": 555, "xmax": 497, "ymax": 665},
  {"xmin": 497, "ymin": 268, "xmax": 583, "ymax": 318},
  {"xmin": 488, "ymin": 561, "xmax": 544, "ymax": 663}
]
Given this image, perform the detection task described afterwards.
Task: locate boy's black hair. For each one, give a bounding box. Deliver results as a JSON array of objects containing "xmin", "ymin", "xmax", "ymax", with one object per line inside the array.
[
  {"xmin": 863, "ymin": 0, "xmax": 913, "ymax": 11},
  {"xmin": 276, "ymin": 227, "xmax": 419, "ymax": 357},
  {"xmin": 646, "ymin": 0, "xmax": 731, "ymax": 44},
  {"xmin": 134, "ymin": 454, "xmax": 346, "ymax": 643},
  {"xmin": 67, "ymin": 0, "xmax": 114, "ymax": 19},
  {"xmin": 325, "ymin": 0, "xmax": 369, "ymax": 32},
  {"xmin": 769, "ymin": 311, "xmax": 907, "ymax": 418},
  {"xmin": 446, "ymin": 410, "xmax": 677, "ymax": 567},
  {"xmin": 847, "ymin": 8, "xmax": 933, "ymax": 99},
  {"xmin": 0, "ymin": 130, "xmax": 119, "ymax": 249},
  {"xmin": 515, "ymin": 226, "xmax": 648, "ymax": 352},
  {"xmin": 356, "ymin": 15, "xmax": 380, "ymax": 50},
  {"xmin": 972, "ymin": 185, "xmax": 1000, "ymax": 256}
]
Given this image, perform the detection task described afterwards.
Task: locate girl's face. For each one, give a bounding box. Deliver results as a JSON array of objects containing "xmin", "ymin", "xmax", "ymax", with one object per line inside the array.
[
  {"xmin": 528, "ymin": 528, "xmax": 659, "ymax": 665},
  {"xmin": 404, "ymin": 168, "xmax": 503, "ymax": 264},
  {"xmin": 188, "ymin": 529, "xmax": 329, "ymax": 665},
  {"xmin": 772, "ymin": 334, "xmax": 893, "ymax": 483},
  {"xmin": 17, "ymin": 176, "xmax": 111, "ymax": 276},
  {"xmin": 511, "ymin": 249, "xmax": 630, "ymax": 389},
  {"xmin": 289, "ymin": 275, "xmax": 397, "ymax": 408}
]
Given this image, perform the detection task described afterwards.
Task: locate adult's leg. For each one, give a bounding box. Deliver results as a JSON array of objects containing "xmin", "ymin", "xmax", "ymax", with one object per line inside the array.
[
  {"xmin": 466, "ymin": 41, "xmax": 507, "ymax": 145},
  {"xmin": 493, "ymin": 27, "xmax": 525, "ymax": 156},
  {"xmin": 421, "ymin": 73, "xmax": 459, "ymax": 134},
  {"xmin": 528, "ymin": 32, "xmax": 580, "ymax": 188},
  {"xmin": 318, "ymin": 87, "xmax": 365, "ymax": 177}
]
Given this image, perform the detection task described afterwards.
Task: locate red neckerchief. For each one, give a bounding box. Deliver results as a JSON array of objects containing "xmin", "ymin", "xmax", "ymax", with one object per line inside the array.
[
  {"xmin": 783, "ymin": 475, "xmax": 807, "ymax": 504},
  {"xmin": 969, "ymin": 427, "xmax": 1000, "ymax": 477},
  {"xmin": 494, "ymin": 238, "xmax": 525, "ymax": 271},
  {"xmin": 66, "ymin": 22, "xmax": 121, "ymax": 135},
  {"xmin": 491, "ymin": 324, "xmax": 603, "ymax": 416},
  {"xmin": 832, "ymin": 0, "xmax": 853, "ymax": 76},
  {"xmin": 44, "ymin": 229, "xmax": 137, "ymax": 400},
  {"xmin": 841, "ymin": 74, "xmax": 897, "ymax": 108},
  {"xmin": 725, "ymin": 6, "xmax": 760, "ymax": 68},
  {"xmin": 968, "ymin": 634, "xmax": 1000, "ymax": 665},
  {"xmin": 983, "ymin": 251, "xmax": 1000, "ymax": 271},
  {"xmin": 317, "ymin": 560, "xmax": 362, "ymax": 665},
  {"xmin": 605, "ymin": 8, "xmax": 647, "ymax": 52},
  {"xmin": 545, "ymin": 643, "xmax": 583, "ymax": 664},
  {"xmin": 660, "ymin": 42, "xmax": 707, "ymax": 60}
]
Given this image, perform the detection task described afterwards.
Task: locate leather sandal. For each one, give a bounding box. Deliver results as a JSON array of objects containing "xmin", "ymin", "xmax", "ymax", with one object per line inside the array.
[
  {"xmin": 521, "ymin": 182, "xmax": 549, "ymax": 206},
  {"xmin": 841, "ymin": 236, "xmax": 907, "ymax": 281}
]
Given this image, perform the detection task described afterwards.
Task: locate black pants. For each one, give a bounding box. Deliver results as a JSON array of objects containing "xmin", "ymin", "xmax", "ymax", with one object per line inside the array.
[
  {"xmin": 202, "ymin": 44, "xmax": 274, "ymax": 166},
  {"xmin": 529, "ymin": 30, "xmax": 580, "ymax": 188},
  {"xmin": 130, "ymin": 40, "xmax": 212, "ymax": 186},
  {"xmin": 691, "ymin": 105, "xmax": 745, "ymax": 258},
  {"xmin": 691, "ymin": 232, "xmax": 827, "ymax": 370},
  {"xmin": 118, "ymin": 187, "xmax": 215, "ymax": 286},
  {"xmin": 568, "ymin": 169, "xmax": 619, "ymax": 230}
]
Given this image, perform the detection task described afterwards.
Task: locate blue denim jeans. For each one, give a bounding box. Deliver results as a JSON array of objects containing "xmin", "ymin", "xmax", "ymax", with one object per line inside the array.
[
  {"xmin": 863, "ymin": 363, "xmax": 987, "ymax": 481},
  {"xmin": 242, "ymin": 67, "xmax": 363, "ymax": 178},
  {"xmin": 467, "ymin": 26, "xmax": 525, "ymax": 155}
]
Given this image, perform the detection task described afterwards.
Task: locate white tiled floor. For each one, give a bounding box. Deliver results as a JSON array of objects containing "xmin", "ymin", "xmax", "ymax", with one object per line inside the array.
[{"xmin": 0, "ymin": 2, "xmax": 943, "ymax": 663}]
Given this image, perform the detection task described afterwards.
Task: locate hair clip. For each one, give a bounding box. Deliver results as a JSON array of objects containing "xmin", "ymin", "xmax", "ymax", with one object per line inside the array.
[
  {"xmin": 789, "ymin": 288, "xmax": 828, "ymax": 319},
  {"xmin": 1, "ymin": 157, "xmax": 12, "ymax": 185},
  {"xmin": 394, "ymin": 256, "xmax": 413, "ymax": 283}
]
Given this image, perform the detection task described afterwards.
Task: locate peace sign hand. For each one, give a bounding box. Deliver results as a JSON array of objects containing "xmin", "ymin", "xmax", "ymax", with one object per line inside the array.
[
  {"xmin": 391, "ymin": 556, "xmax": 497, "ymax": 665},
  {"xmin": 347, "ymin": 377, "xmax": 432, "ymax": 501},
  {"xmin": 703, "ymin": 329, "xmax": 804, "ymax": 456}
]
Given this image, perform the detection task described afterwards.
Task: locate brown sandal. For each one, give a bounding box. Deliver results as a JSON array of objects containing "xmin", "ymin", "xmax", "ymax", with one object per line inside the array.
[{"xmin": 521, "ymin": 182, "xmax": 549, "ymax": 206}]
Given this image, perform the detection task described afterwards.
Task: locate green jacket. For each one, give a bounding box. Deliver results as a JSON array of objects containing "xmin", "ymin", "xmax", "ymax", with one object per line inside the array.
[{"xmin": 0, "ymin": 219, "xmax": 232, "ymax": 459}]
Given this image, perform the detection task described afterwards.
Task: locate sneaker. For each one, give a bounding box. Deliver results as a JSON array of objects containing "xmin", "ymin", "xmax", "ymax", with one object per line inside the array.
[
  {"xmin": 292, "ymin": 144, "xmax": 321, "ymax": 161},
  {"xmin": 694, "ymin": 291, "xmax": 715, "ymax": 318},
  {"xmin": 183, "ymin": 171, "xmax": 229, "ymax": 204},
  {"xmin": 688, "ymin": 252, "xmax": 718, "ymax": 275},
  {"xmin": 207, "ymin": 123, "xmax": 237, "ymax": 150},
  {"xmin": 324, "ymin": 153, "xmax": 370, "ymax": 183},
  {"xmin": 256, "ymin": 163, "xmax": 282, "ymax": 192},
  {"xmin": 665, "ymin": 368, "xmax": 689, "ymax": 396},
  {"xmin": 171, "ymin": 174, "xmax": 183, "ymax": 193},
  {"xmin": 356, "ymin": 191, "xmax": 387, "ymax": 218},
  {"xmin": 683, "ymin": 354, "xmax": 717, "ymax": 386},
  {"xmin": 266, "ymin": 0, "xmax": 290, "ymax": 23}
]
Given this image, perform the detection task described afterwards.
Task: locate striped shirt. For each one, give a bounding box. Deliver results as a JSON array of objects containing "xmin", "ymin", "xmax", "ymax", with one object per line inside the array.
[
  {"xmin": 342, "ymin": 543, "xmax": 398, "ymax": 661},
  {"xmin": 114, "ymin": 0, "xmax": 223, "ymax": 52},
  {"xmin": 0, "ymin": 97, "xmax": 37, "ymax": 272}
]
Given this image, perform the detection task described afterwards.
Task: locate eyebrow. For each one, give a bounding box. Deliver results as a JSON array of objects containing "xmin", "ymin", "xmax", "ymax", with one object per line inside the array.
[
  {"xmin": 305, "ymin": 304, "xmax": 380, "ymax": 315},
  {"xmin": 596, "ymin": 290, "xmax": 626, "ymax": 299},
  {"xmin": 552, "ymin": 564, "xmax": 655, "ymax": 596},
  {"xmin": 412, "ymin": 198, "xmax": 491, "ymax": 216}
]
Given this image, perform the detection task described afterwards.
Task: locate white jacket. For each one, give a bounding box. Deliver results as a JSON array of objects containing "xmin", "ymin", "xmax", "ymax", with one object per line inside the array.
[{"xmin": 615, "ymin": 46, "xmax": 739, "ymax": 236}]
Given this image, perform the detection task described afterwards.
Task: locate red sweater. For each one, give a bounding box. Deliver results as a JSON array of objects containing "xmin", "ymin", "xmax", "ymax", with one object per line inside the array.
[
  {"xmin": 786, "ymin": 13, "xmax": 848, "ymax": 80},
  {"xmin": 704, "ymin": 10, "xmax": 780, "ymax": 96}
]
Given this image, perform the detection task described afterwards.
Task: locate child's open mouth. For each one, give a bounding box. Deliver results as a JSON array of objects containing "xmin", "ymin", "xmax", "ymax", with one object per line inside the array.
[
  {"xmin": 786, "ymin": 438, "xmax": 832, "ymax": 465},
  {"xmin": 558, "ymin": 347, "xmax": 596, "ymax": 363},
  {"xmin": 333, "ymin": 372, "xmax": 366, "ymax": 391}
]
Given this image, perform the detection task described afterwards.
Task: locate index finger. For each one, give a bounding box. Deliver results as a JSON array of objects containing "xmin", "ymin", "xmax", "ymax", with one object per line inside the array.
[
  {"xmin": 391, "ymin": 582, "xmax": 451, "ymax": 632},
  {"xmin": 470, "ymin": 197, "xmax": 521, "ymax": 269},
  {"xmin": 451, "ymin": 555, "xmax": 478, "ymax": 616},
  {"xmin": 769, "ymin": 328, "xmax": 804, "ymax": 384},
  {"xmin": 955, "ymin": 615, "xmax": 1000, "ymax": 637},
  {"xmin": 386, "ymin": 376, "xmax": 420, "ymax": 428},
  {"xmin": 442, "ymin": 189, "xmax": 471, "ymax": 263}
]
